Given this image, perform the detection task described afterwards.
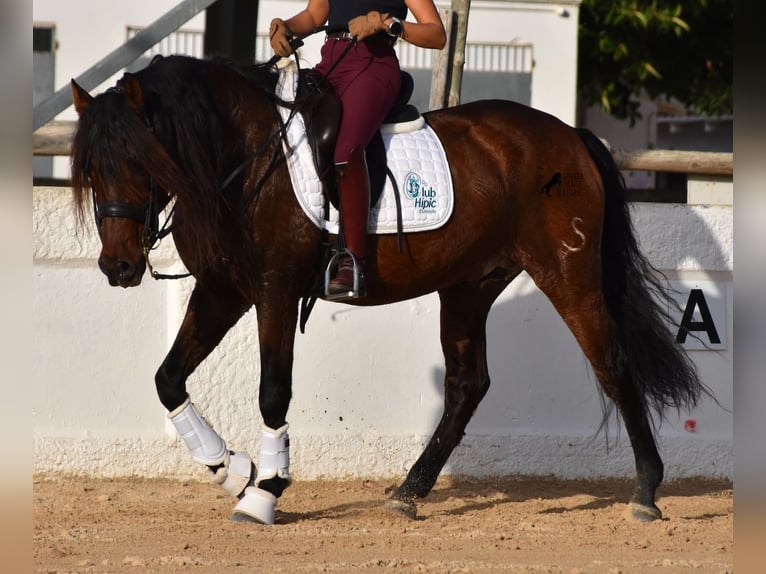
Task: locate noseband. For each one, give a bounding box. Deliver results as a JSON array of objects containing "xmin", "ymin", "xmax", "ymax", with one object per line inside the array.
[
  {"xmin": 92, "ymin": 190, "xmax": 156, "ymax": 238},
  {"xmin": 91, "ymin": 179, "xmax": 188, "ymax": 280}
]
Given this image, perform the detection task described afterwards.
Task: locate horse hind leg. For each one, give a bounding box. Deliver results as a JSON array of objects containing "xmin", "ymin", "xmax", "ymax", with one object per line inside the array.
[
  {"xmin": 387, "ymin": 274, "xmax": 515, "ymax": 518},
  {"xmin": 529, "ymin": 260, "xmax": 666, "ymax": 522},
  {"xmin": 576, "ymin": 305, "xmax": 665, "ymax": 521}
]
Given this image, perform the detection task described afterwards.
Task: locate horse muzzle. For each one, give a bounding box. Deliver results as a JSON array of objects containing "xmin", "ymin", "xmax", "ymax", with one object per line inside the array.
[{"xmin": 98, "ymin": 254, "xmax": 146, "ymax": 287}]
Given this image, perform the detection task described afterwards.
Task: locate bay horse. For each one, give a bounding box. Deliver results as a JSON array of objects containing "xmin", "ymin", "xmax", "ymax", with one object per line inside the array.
[{"xmin": 69, "ymin": 54, "xmax": 705, "ymax": 524}]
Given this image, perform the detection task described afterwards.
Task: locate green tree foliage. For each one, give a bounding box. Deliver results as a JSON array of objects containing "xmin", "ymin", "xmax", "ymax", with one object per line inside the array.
[{"xmin": 577, "ymin": 1, "xmax": 733, "ymax": 124}]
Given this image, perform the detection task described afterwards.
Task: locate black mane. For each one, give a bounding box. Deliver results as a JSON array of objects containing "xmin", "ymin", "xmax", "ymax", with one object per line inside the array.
[{"xmin": 71, "ymin": 54, "xmax": 284, "ymax": 270}]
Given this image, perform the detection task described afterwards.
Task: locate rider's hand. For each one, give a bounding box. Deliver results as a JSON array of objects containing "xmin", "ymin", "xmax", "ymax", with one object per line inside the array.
[
  {"xmin": 348, "ymin": 11, "xmax": 390, "ymax": 41},
  {"xmin": 270, "ymin": 18, "xmax": 293, "ymax": 57}
]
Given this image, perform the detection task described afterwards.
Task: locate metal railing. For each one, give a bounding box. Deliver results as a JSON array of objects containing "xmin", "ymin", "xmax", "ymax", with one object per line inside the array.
[
  {"xmin": 33, "ymin": 0, "xmax": 218, "ymax": 131},
  {"xmin": 125, "ymin": 26, "xmax": 534, "ymax": 74},
  {"xmin": 126, "ymin": 26, "xmax": 274, "ymax": 63},
  {"xmin": 126, "ymin": 27, "xmax": 205, "ymax": 59}
]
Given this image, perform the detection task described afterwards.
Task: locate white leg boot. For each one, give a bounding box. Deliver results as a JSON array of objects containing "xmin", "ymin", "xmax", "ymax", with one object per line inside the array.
[
  {"xmin": 168, "ymin": 398, "xmax": 227, "ymax": 465},
  {"xmin": 232, "ymin": 424, "xmax": 291, "ymax": 525}
]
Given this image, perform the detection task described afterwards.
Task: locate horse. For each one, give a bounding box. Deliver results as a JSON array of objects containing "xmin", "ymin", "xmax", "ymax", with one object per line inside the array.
[{"xmin": 69, "ymin": 53, "xmax": 705, "ymax": 525}]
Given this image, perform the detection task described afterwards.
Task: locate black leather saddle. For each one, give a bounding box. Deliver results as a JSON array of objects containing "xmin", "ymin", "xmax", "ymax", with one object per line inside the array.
[{"xmin": 297, "ymin": 69, "xmax": 420, "ymax": 210}]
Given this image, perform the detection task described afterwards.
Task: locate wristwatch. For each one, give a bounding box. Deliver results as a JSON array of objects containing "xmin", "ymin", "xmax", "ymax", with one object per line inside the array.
[{"xmin": 387, "ymin": 17, "xmax": 403, "ymax": 38}]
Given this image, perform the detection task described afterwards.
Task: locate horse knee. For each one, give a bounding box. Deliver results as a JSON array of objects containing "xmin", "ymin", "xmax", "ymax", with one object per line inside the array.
[{"xmin": 155, "ymin": 363, "xmax": 188, "ymax": 411}]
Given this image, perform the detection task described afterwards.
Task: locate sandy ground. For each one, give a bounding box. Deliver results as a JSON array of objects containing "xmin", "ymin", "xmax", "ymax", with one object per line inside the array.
[{"xmin": 34, "ymin": 474, "xmax": 732, "ymax": 573}]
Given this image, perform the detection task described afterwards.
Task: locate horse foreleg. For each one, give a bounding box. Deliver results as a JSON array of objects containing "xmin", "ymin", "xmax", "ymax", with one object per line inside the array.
[
  {"xmin": 156, "ymin": 281, "xmax": 255, "ymax": 504},
  {"xmin": 387, "ymin": 278, "xmax": 512, "ymax": 518},
  {"xmin": 230, "ymin": 285, "xmax": 299, "ymax": 525}
]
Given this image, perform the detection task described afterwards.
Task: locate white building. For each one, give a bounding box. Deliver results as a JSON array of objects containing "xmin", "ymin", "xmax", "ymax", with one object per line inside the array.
[{"xmin": 34, "ymin": 1, "xmax": 581, "ymax": 177}]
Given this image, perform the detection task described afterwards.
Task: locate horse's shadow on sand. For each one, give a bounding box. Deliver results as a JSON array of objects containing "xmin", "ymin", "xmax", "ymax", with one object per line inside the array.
[{"xmin": 274, "ymin": 476, "xmax": 730, "ymax": 524}]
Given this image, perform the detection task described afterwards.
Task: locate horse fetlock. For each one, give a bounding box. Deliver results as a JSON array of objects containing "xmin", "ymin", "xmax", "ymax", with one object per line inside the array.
[
  {"xmin": 208, "ymin": 450, "xmax": 256, "ymax": 498},
  {"xmin": 398, "ymin": 470, "xmax": 438, "ymax": 500},
  {"xmin": 256, "ymin": 423, "xmax": 292, "ymax": 486},
  {"xmin": 256, "ymin": 476, "xmax": 291, "ymax": 500},
  {"xmin": 168, "ymin": 398, "xmax": 227, "ymax": 465}
]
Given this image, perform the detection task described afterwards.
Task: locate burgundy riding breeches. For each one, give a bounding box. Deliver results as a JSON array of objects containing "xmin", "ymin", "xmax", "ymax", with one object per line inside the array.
[{"xmin": 315, "ymin": 36, "xmax": 402, "ymax": 165}]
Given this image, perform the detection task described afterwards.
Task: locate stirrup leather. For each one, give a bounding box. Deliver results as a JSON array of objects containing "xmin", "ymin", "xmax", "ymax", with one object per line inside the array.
[{"xmin": 324, "ymin": 249, "xmax": 365, "ymax": 301}]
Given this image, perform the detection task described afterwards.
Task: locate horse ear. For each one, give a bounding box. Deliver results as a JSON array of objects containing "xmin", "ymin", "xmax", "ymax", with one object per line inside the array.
[
  {"xmin": 122, "ymin": 73, "xmax": 145, "ymax": 115},
  {"xmin": 71, "ymin": 80, "xmax": 93, "ymax": 116}
]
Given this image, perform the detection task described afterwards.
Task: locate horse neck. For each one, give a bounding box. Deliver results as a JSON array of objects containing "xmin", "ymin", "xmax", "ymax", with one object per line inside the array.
[
  {"xmin": 205, "ymin": 71, "xmax": 284, "ymax": 185},
  {"xmin": 168, "ymin": 63, "xmax": 287, "ymax": 240}
]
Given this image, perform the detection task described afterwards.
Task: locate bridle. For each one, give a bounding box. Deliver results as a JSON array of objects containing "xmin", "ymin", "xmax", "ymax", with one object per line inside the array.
[
  {"xmin": 90, "ymin": 176, "xmax": 185, "ymax": 280},
  {"xmin": 88, "ymin": 78, "xmax": 190, "ymax": 280}
]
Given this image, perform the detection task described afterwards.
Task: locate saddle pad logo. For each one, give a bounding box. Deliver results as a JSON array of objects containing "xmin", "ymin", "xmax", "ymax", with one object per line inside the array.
[{"xmin": 405, "ymin": 172, "xmax": 438, "ymax": 212}]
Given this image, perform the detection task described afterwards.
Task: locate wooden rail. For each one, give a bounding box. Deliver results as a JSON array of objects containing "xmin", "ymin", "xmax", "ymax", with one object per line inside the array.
[
  {"xmin": 610, "ymin": 149, "xmax": 732, "ymax": 176},
  {"xmin": 34, "ymin": 120, "xmax": 733, "ymax": 177},
  {"xmin": 33, "ymin": 121, "xmax": 77, "ymax": 157}
]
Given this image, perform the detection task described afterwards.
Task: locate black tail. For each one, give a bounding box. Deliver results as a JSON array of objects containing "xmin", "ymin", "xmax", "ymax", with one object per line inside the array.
[{"xmin": 575, "ymin": 128, "xmax": 708, "ymax": 419}]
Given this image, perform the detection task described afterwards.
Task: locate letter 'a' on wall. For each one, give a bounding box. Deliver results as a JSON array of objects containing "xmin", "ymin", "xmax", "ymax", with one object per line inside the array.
[{"xmin": 669, "ymin": 281, "xmax": 728, "ymax": 351}]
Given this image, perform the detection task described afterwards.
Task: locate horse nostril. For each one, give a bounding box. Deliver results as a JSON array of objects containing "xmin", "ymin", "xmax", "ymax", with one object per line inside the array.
[
  {"xmin": 98, "ymin": 257, "xmax": 119, "ymax": 286},
  {"xmin": 98, "ymin": 257, "xmax": 138, "ymax": 286},
  {"xmin": 114, "ymin": 259, "xmax": 137, "ymax": 287},
  {"xmin": 116, "ymin": 260, "xmax": 136, "ymax": 282}
]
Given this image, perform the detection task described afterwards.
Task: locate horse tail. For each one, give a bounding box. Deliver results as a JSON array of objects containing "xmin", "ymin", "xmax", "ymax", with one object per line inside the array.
[{"xmin": 575, "ymin": 128, "xmax": 707, "ymax": 419}]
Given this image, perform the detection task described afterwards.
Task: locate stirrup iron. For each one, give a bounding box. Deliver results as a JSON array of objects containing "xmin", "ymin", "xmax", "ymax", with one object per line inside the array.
[{"xmin": 324, "ymin": 249, "xmax": 365, "ymax": 301}]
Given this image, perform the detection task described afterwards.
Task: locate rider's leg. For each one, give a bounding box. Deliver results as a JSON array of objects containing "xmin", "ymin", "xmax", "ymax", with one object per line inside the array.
[{"xmin": 328, "ymin": 146, "xmax": 370, "ymax": 297}]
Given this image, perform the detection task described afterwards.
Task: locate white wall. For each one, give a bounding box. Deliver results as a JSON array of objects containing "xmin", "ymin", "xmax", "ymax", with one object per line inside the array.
[
  {"xmin": 33, "ymin": 186, "xmax": 733, "ymax": 481},
  {"xmin": 33, "ymin": 1, "xmax": 730, "ymax": 482}
]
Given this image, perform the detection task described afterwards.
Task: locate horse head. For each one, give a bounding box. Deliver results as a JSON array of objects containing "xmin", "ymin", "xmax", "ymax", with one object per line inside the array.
[{"xmin": 70, "ymin": 75, "xmax": 177, "ymax": 287}]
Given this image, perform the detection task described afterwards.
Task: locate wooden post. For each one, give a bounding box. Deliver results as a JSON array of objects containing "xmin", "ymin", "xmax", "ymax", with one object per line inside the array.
[
  {"xmin": 447, "ymin": 0, "xmax": 472, "ymax": 108},
  {"xmin": 429, "ymin": 9, "xmax": 455, "ymax": 111},
  {"xmin": 204, "ymin": 0, "xmax": 259, "ymax": 62}
]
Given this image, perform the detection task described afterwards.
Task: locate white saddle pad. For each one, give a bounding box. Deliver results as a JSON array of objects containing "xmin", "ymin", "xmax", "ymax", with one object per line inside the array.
[{"xmin": 275, "ymin": 62, "xmax": 454, "ymax": 235}]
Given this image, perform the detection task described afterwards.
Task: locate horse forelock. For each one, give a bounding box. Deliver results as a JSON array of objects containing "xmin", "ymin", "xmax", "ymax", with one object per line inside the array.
[
  {"xmin": 72, "ymin": 55, "xmax": 282, "ymax": 268},
  {"xmin": 71, "ymin": 91, "xmax": 157, "ymax": 223}
]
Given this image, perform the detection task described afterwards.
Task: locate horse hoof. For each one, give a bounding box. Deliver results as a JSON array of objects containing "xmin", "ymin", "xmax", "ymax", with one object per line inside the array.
[
  {"xmin": 384, "ymin": 497, "xmax": 417, "ymax": 520},
  {"xmin": 230, "ymin": 511, "xmax": 260, "ymax": 523},
  {"xmin": 231, "ymin": 486, "xmax": 277, "ymax": 525},
  {"xmin": 623, "ymin": 502, "xmax": 662, "ymax": 522}
]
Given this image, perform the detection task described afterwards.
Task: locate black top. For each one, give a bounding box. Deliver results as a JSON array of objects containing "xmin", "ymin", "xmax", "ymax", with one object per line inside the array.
[{"xmin": 327, "ymin": 0, "xmax": 408, "ymax": 30}]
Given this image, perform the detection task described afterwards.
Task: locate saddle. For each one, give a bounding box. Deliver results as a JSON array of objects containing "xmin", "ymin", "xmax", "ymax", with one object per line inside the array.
[{"xmin": 297, "ymin": 68, "xmax": 421, "ymax": 210}]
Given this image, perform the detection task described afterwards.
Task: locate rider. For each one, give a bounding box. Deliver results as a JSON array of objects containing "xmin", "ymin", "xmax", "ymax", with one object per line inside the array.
[{"xmin": 270, "ymin": 0, "xmax": 446, "ymax": 300}]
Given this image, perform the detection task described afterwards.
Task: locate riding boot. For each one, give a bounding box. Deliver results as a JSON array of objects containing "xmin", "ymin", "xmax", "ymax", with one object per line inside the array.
[{"xmin": 327, "ymin": 146, "xmax": 370, "ymax": 299}]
